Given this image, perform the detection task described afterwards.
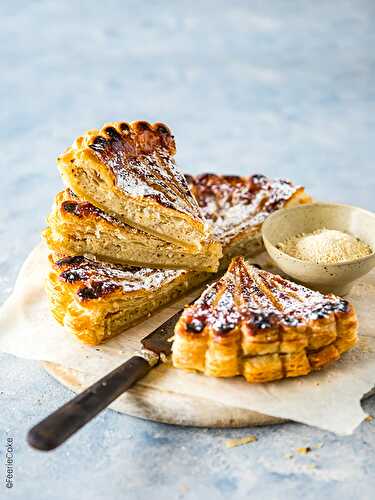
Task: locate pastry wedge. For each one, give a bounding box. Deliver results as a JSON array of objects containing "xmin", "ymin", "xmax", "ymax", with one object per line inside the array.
[
  {"xmin": 46, "ymin": 173, "xmax": 311, "ymax": 345},
  {"xmin": 57, "ymin": 121, "xmax": 207, "ymax": 253},
  {"xmin": 172, "ymin": 257, "xmax": 358, "ymax": 383},
  {"xmin": 43, "ymin": 190, "xmax": 222, "ymax": 272},
  {"xmin": 46, "ymin": 255, "xmax": 205, "ymax": 345}
]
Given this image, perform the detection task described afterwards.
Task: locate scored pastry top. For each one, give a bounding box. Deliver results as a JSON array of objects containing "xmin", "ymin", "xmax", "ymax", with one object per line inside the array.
[
  {"xmin": 187, "ymin": 173, "xmax": 308, "ymax": 245},
  {"xmin": 181, "ymin": 256, "xmax": 351, "ymax": 336},
  {"xmin": 52, "ymin": 255, "xmax": 183, "ymax": 301},
  {"xmin": 58, "ymin": 121, "xmax": 204, "ymax": 221}
]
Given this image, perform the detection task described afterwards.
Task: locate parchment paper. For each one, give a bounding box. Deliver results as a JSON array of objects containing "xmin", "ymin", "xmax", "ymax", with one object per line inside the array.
[{"xmin": 1, "ymin": 243, "xmax": 375, "ymax": 435}]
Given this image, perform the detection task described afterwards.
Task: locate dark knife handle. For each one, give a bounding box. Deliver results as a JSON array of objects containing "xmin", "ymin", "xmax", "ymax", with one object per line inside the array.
[{"xmin": 27, "ymin": 356, "xmax": 152, "ymax": 451}]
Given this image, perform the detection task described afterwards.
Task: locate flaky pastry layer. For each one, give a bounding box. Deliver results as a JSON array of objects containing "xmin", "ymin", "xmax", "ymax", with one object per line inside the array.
[
  {"xmin": 47, "ymin": 255, "xmax": 208, "ymax": 345},
  {"xmin": 44, "ymin": 190, "xmax": 222, "ymax": 272},
  {"xmin": 172, "ymin": 257, "xmax": 358, "ymax": 383}
]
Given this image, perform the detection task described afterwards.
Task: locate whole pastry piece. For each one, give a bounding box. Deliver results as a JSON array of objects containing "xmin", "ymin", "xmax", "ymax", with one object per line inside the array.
[
  {"xmin": 172, "ymin": 256, "xmax": 358, "ymax": 383},
  {"xmin": 44, "ymin": 190, "xmax": 222, "ymax": 272},
  {"xmin": 46, "ymin": 173, "xmax": 311, "ymax": 344},
  {"xmin": 57, "ymin": 121, "xmax": 208, "ymax": 253}
]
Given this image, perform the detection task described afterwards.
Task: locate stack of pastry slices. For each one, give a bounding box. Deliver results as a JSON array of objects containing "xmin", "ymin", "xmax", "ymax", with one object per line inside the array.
[{"xmin": 44, "ymin": 120, "xmax": 311, "ymax": 345}]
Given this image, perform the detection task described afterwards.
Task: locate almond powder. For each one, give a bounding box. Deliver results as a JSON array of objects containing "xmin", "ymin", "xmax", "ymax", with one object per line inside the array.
[{"xmin": 278, "ymin": 228, "xmax": 372, "ymax": 264}]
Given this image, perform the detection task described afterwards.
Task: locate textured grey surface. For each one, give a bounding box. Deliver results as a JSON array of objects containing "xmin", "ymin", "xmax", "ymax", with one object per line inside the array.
[{"xmin": 1, "ymin": 1, "xmax": 375, "ymax": 499}]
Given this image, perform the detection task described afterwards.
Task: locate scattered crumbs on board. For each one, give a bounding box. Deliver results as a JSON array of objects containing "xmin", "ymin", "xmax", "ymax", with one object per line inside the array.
[
  {"xmin": 225, "ymin": 435, "xmax": 257, "ymax": 448},
  {"xmin": 296, "ymin": 447, "xmax": 312, "ymax": 455},
  {"xmin": 365, "ymin": 415, "xmax": 373, "ymax": 422},
  {"xmin": 179, "ymin": 483, "xmax": 190, "ymax": 495},
  {"xmin": 287, "ymin": 443, "xmax": 323, "ymax": 459}
]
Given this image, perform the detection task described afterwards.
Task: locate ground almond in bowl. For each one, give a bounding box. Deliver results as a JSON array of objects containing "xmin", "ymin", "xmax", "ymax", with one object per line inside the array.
[{"xmin": 278, "ymin": 228, "xmax": 372, "ymax": 264}]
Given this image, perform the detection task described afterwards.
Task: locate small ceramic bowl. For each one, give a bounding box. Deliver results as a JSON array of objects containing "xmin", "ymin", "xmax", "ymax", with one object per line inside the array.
[{"xmin": 262, "ymin": 202, "xmax": 375, "ymax": 295}]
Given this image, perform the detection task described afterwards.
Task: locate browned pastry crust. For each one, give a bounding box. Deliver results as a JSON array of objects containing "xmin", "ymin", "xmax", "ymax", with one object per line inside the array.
[
  {"xmin": 57, "ymin": 121, "xmax": 208, "ymax": 252},
  {"xmin": 46, "ymin": 173, "xmax": 311, "ymax": 345},
  {"xmin": 46, "ymin": 255, "xmax": 206, "ymax": 345},
  {"xmin": 187, "ymin": 173, "xmax": 311, "ymax": 268},
  {"xmin": 172, "ymin": 257, "xmax": 358, "ymax": 383},
  {"xmin": 43, "ymin": 190, "xmax": 222, "ymax": 272}
]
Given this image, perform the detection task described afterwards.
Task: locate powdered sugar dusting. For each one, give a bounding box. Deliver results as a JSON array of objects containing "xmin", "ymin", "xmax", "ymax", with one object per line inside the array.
[
  {"xmin": 255, "ymin": 269, "xmax": 348, "ymax": 325},
  {"xmin": 90, "ymin": 126, "xmax": 204, "ymax": 221},
  {"xmin": 190, "ymin": 174, "xmax": 301, "ymax": 245},
  {"xmin": 56, "ymin": 255, "xmax": 186, "ymax": 299},
  {"xmin": 182, "ymin": 258, "xmax": 351, "ymax": 335}
]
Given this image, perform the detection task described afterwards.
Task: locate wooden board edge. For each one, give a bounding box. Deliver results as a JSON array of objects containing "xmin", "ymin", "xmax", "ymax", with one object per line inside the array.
[{"xmin": 43, "ymin": 361, "xmax": 286, "ymax": 428}]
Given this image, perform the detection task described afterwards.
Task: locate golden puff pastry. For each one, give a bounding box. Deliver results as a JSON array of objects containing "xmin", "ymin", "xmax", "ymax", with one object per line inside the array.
[
  {"xmin": 187, "ymin": 173, "xmax": 312, "ymax": 270},
  {"xmin": 46, "ymin": 173, "xmax": 311, "ymax": 344},
  {"xmin": 46, "ymin": 254, "xmax": 207, "ymax": 345},
  {"xmin": 57, "ymin": 121, "xmax": 208, "ymax": 253},
  {"xmin": 172, "ymin": 256, "xmax": 358, "ymax": 383},
  {"xmin": 44, "ymin": 190, "xmax": 222, "ymax": 272}
]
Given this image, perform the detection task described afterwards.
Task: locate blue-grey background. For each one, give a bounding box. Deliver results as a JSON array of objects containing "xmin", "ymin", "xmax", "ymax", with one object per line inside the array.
[{"xmin": 1, "ymin": 1, "xmax": 375, "ymax": 499}]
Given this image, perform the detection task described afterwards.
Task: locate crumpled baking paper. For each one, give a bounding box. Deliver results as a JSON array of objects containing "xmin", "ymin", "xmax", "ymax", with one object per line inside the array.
[{"xmin": 1, "ymin": 243, "xmax": 374, "ymax": 435}]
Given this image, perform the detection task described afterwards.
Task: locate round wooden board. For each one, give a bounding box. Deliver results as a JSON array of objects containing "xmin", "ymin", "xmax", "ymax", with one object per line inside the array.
[
  {"xmin": 43, "ymin": 361, "xmax": 286, "ymax": 428},
  {"xmin": 43, "ymin": 363, "xmax": 375, "ymax": 428}
]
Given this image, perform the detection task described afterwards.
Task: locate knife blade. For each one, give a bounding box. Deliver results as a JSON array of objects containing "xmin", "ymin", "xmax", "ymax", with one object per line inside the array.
[
  {"xmin": 141, "ymin": 308, "xmax": 183, "ymax": 355},
  {"xmin": 27, "ymin": 306, "xmax": 186, "ymax": 451}
]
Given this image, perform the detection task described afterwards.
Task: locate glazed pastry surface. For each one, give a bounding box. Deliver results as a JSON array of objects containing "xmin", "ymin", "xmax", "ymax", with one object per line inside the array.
[
  {"xmin": 172, "ymin": 257, "xmax": 358, "ymax": 382},
  {"xmin": 188, "ymin": 173, "xmax": 311, "ymax": 245},
  {"xmin": 46, "ymin": 254, "xmax": 206, "ymax": 345},
  {"xmin": 57, "ymin": 121, "xmax": 207, "ymax": 252}
]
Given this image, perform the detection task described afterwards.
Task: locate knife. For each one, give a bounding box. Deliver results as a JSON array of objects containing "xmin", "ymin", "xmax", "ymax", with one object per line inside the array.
[{"xmin": 27, "ymin": 309, "xmax": 182, "ymax": 451}]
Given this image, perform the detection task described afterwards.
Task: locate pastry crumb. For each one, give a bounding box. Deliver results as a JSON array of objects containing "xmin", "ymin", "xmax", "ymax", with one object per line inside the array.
[
  {"xmin": 225, "ymin": 435, "xmax": 257, "ymax": 448},
  {"xmin": 179, "ymin": 483, "xmax": 189, "ymax": 494},
  {"xmin": 292, "ymin": 443, "xmax": 321, "ymax": 456},
  {"xmin": 296, "ymin": 446, "xmax": 312, "ymax": 455},
  {"xmin": 159, "ymin": 353, "xmax": 168, "ymax": 363},
  {"xmin": 365, "ymin": 415, "xmax": 374, "ymax": 422}
]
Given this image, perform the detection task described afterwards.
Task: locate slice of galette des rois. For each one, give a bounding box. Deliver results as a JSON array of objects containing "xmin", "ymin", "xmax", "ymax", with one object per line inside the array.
[
  {"xmin": 57, "ymin": 121, "xmax": 208, "ymax": 253},
  {"xmin": 172, "ymin": 257, "xmax": 358, "ymax": 383}
]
